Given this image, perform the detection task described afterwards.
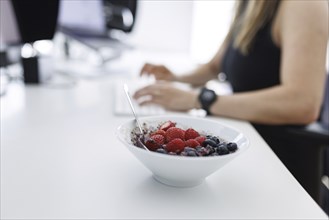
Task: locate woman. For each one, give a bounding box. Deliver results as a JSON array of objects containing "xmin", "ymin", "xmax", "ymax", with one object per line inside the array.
[{"xmin": 134, "ymin": 0, "xmax": 328, "ymax": 201}]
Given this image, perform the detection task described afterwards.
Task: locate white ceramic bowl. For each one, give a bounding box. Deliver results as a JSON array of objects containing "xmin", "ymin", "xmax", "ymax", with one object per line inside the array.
[{"xmin": 116, "ymin": 115, "xmax": 249, "ymax": 187}]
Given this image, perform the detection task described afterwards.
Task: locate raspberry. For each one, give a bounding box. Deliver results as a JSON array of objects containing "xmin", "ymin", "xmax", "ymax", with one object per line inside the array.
[
  {"xmin": 185, "ymin": 139, "xmax": 200, "ymax": 148},
  {"xmin": 165, "ymin": 127, "xmax": 185, "ymax": 142},
  {"xmin": 152, "ymin": 129, "xmax": 166, "ymax": 137},
  {"xmin": 159, "ymin": 121, "xmax": 176, "ymax": 131},
  {"xmin": 166, "ymin": 138, "xmax": 185, "ymax": 153},
  {"xmin": 150, "ymin": 134, "xmax": 165, "ymax": 145},
  {"xmin": 145, "ymin": 138, "xmax": 159, "ymax": 151},
  {"xmin": 195, "ymin": 136, "xmax": 206, "ymax": 145},
  {"xmin": 132, "ymin": 120, "xmax": 239, "ymax": 157},
  {"xmin": 185, "ymin": 128, "xmax": 200, "ymax": 140}
]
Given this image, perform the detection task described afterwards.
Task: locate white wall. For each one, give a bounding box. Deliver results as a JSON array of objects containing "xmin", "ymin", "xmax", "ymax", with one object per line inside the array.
[
  {"xmin": 127, "ymin": 0, "xmax": 234, "ymax": 63},
  {"xmin": 190, "ymin": 1, "xmax": 234, "ymax": 63},
  {"xmin": 127, "ymin": 0, "xmax": 194, "ymax": 53}
]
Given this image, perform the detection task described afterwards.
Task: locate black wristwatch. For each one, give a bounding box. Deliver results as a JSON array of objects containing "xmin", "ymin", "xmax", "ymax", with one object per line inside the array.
[{"xmin": 198, "ymin": 87, "xmax": 217, "ymax": 115}]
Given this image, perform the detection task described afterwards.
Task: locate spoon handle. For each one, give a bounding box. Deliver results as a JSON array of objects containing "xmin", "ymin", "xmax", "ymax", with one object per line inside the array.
[{"xmin": 123, "ymin": 84, "xmax": 149, "ymax": 151}]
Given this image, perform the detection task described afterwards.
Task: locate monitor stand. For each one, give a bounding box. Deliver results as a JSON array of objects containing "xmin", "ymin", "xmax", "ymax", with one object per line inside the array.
[
  {"xmin": 21, "ymin": 43, "xmax": 76, "ymax": 87},
  {"xmin": 60, "ymin": 29, "xmax": 133, "ymax": 65}
]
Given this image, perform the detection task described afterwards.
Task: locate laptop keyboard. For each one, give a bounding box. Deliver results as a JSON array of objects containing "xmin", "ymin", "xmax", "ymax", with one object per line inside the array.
[{"xmin": 113, "ymin": 80, "xmax": 166, "ymax": 116}]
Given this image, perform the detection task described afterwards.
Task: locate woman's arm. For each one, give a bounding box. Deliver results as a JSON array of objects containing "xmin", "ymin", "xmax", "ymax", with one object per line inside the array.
[
  {"xmin": 209, "ymin": 0, "xmax": 328, "ymax": 125},
  {"xmin": 139, "ymin": 35, "xmax": 231, "ymax": 87},
  {"xmin": 134, "ymin": 36, "xmax": 231, "ymax": 109}
]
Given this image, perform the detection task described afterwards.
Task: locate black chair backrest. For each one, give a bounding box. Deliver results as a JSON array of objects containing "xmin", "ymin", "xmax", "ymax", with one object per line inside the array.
[
  {"xmin": 320, "ymin": 74, "xmax": 329, "ymax": 129},
  {"xmin": 321, "ymin": 74, "xmax": 329, "ymax": 179}
]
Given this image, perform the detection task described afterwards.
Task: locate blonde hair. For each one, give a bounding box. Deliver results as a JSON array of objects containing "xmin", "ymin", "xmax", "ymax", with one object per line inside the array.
[{"xmin": 227, "ymin": 0, "xmax": 280, "ymax": 55}]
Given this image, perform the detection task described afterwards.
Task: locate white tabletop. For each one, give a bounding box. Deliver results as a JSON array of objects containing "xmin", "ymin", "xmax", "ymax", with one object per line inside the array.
[{"xmin": 1, "ymin": 53, "xmax": 328, "ymax": 219}]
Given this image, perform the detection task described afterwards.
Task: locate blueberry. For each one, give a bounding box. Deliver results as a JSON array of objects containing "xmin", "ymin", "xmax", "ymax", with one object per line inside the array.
[
  {"xmin": 211, "ymin": 136, "xmax": 220, "ymax": 144},
  {"xmin": 184, "ymin": 147, "xmax": 197, "ymax": 156},
  {"xmin": 184, "ymin": 147, "xmax": 195, "ymax": 152},
  {"xmin": 203, "ymin": 139, "xmax": 217, "ymax": 147},
  {"xmin": 216, "ymin": 143, "xmax": 227, "ymax": 148},
  {"xmin": 205, "ymin": 135, "xmax": 220, "ymax": 143},
  {"xmin": 180, "ymin": 151, "xmax": 188, "ymax": 156},
  {"xmin": 205, "ymin": 145, "xmax": 215, "ymax": 154},
  {"xmin": 196, "ymin": 147, "xmax": 208, "ymax": 156},
  {"xmin": 217, "ymin": 146, "xmax": 229, "ymax": 155},
  {"xmin": 187, "ymin": 151, "xmax": 198, "ymax": 157},
  {"xmin": 227, "ymin": 142, "xmax": 238, "ymax": 152},
  {"xmin": 156, "ymin": 148, "xmax": 167, "ymax": 154}
]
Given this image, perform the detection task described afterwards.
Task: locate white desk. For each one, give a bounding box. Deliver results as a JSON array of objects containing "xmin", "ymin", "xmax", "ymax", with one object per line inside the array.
[{"xmin": 1, "ymin": 54, "xmax": 328, "ymax": 219}]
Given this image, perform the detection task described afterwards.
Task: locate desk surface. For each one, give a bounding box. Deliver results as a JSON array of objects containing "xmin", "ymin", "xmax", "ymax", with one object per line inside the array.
[{"xmin": 1, "ymin": 53, "xmax": 328, "ymax": 219}]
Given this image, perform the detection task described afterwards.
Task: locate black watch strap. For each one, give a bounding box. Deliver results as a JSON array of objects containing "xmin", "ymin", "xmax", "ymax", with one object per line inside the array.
[{"xmin": 198, "ymin": 87, "xmax": 217, "ymax": 115}]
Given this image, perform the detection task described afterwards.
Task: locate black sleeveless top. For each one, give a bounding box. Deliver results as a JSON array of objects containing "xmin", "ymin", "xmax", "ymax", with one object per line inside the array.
[{"xmin": 221, "ymin": 18, "xmax": 281, "ymax": 92}]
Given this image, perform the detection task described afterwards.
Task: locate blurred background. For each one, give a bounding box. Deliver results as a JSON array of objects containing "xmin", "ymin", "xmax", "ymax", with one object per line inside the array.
[
  {"xmin": 1, "ymin": 0, "xmax": 328, "ymax": 82},
  {"xmin": 0, "ymin": 0, "xmax": 236, "ymax": 87}
]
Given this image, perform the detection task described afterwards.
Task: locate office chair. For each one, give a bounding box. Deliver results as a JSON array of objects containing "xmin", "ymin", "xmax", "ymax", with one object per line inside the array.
[
  {"xmin": 104, "ymin": 0, "xmax": 138, "ymax": 33},
  {"xmin": 261, "ymin": 74, "xmax": 329, "ymax": 208},
  {"xmin": 322, "ymin": 147, "xmax": 329, "ymax": 214},
  {"xmin": 285, "ymin": 74, "xmax": 329, "ymax": 213}
]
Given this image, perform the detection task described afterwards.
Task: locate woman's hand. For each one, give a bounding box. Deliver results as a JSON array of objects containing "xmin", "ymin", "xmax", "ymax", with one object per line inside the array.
[
  {"xmin": 133, "ymin": 82, "xmax": 199, "ymax": 111},
  {"xmin": 140, "ymin": 63, "xmax": 176, "ymax": 81}
]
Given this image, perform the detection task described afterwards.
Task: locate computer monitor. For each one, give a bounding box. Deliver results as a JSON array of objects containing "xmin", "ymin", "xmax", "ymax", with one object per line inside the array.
[
  {"xmin": 10, "ymin": 0, "xmax": 59, "ymax": 43},
  {"xmin": 58, "ymin": 0, "xmax": 137, "ymax": 38},
  {"xmin": 58, "ymin": 0, "xmax": 107, "ymax": 38}
]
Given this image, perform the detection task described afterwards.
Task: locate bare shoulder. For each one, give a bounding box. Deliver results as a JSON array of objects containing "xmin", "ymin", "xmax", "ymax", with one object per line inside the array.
[{"xmin": 275, "ymin": 0, "xmax": 328, "ymax": 44}]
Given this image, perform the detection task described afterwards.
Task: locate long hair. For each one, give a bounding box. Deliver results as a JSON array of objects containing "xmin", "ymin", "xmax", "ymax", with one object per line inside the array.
[{"xmin": 226, "ymin": 0, "xmax": 280, "ymax": 55}]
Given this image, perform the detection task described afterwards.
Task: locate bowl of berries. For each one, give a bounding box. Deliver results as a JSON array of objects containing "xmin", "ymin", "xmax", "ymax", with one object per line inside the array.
[{"xmin": 116, "ymin": 115, "xmax": 249, "ymax": 187}]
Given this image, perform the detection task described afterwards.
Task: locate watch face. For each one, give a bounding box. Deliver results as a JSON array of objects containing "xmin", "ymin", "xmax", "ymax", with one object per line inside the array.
[
  {"xmin": 199, "ymin": 88, "xmax": 217, "ymax": 115},
  {"xmin": 203, "ymin": 90, "xmax": 215, "ymax": 102}
]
